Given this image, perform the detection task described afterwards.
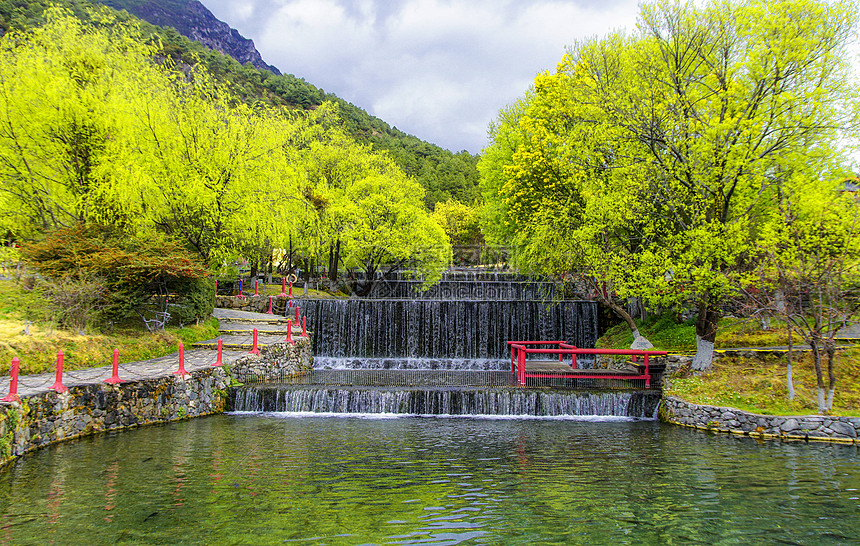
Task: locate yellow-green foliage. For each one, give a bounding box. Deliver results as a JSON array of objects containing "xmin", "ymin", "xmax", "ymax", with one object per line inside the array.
[
  {"xmin": 430, "ymin": 200, "xmax": 483, "ymax": 246},
  {"xmin": 479, "ymin": 0, "xmax": 858, "ymax": 368},
  {"xmin": 0, "ymin": 8, "xmax": 451, "ymax": 283}
]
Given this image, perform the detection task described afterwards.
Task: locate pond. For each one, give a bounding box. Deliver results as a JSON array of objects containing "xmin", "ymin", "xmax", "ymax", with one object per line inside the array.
[{"xmin": 0, "ymin": 414, "xmax": 858, "ymax": 544}]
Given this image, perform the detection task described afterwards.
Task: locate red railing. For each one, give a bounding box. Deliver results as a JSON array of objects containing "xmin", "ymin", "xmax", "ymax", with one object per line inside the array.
[{"xmin": 507, "ymin": 341, "xmax": 667, "ymax": 388}]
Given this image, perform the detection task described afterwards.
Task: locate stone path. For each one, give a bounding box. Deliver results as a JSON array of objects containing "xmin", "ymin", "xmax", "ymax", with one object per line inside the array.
[{"xmin": 0, "ymin": 307, "xmax": 307, "ymax": 402}]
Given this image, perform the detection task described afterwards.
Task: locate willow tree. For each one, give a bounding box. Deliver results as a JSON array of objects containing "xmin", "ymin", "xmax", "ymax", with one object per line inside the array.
[
  {"xmin": 0, "ymin": 7, "xmax": 165, "ymax": 237},
  {"xmin": 127, "ymin": 67, "xmax": 309, "ymax": 269},
  {"xmin": 481, "ymin": 0, "xmax": 858, "ymax": 368},
  {"xmin": 336, "ymin": 174, "xmax": 452, "ymax": 294},
  {"xmin": 284, "ymin": 107, "xmax": 452, "ymax": 289}
]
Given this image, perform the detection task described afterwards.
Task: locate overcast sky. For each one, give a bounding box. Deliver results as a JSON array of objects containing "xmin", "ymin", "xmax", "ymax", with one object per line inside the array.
[{"xmin": 201, "ymin": 0, "xmax": 641, "ymax": 154}]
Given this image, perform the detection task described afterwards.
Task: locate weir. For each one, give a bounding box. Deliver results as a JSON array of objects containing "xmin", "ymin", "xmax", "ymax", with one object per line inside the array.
[
  {"xmin": 231, "ymin": 274, "xmax": 653, "ymax": 418},
  {"xmin": 231, "ymin": 385, "xmax": 660, "ymax": 418}
]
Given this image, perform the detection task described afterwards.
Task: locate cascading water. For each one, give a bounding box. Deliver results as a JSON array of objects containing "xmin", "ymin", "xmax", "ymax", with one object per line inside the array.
[
  {"xmin": 301, "ymin": 297, "xmax": 597, "ymax": 369},
  {"xmin": 231, "ymin": 386, "xmax": 660, "ymax": 418},
  {"xmin": 231, "ymin": 273, "xmax": 650, "ymax": 418}
]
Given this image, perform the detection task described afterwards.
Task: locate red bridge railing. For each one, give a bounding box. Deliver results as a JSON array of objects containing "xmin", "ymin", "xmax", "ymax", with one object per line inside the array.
[{"xmin": 507, "ymin": 341, "xmax": 667, "ymax": 388}]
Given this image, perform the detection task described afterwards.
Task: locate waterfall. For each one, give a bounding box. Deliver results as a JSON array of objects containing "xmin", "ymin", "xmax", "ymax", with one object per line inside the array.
[
  {"xmin": 230, "ymin": 386, "xmax": 660, "ymax": 418},
  {"xmin": 301, "ymin": 299, "xmax": 597, "ymax": 368}
]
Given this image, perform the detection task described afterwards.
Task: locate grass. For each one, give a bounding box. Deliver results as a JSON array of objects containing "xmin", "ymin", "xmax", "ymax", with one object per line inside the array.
[
  {"xmin": 666, "ymin": 350, "xmax": 860, "ymax": 417},
  {"xmin": 0, "ymin": 279, "xmax": 219, "ymax": 376},
  {"xmin": 595, "ymin": 312, "xmax": 860, "ymax": 416},
  {"xmin": 597, "ymin": 313, "xmax": 792, "ymax": 352}
]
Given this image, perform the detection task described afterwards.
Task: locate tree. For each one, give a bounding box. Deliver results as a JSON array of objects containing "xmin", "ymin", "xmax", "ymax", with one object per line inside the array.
[
  {"xmin": 0, "ymin": 7, "xmax": 165, "ymax": 237},
  {"xmin": 22, "ymin": 223, "xmax": 213, "ymax": 328},
  {"xmin": 430, "ymin": 200, "xmax": 482, "ymax": 247},
  {"xmin": 337, "ymin": 174, "xmax": 451, "ymax": 295},
  {"xmin": 746, "ymin": 176, "xmax": 860, "ymax": 413},
  {"xmin": 480, "ymin": 0, "xmax": 858, "ymax": 368}
]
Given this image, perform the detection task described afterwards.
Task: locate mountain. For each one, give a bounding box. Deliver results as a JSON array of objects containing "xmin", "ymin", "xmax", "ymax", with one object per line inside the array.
[{"xmin": 93, "ymin": 0, "xmax": 281, "ymax": 75}]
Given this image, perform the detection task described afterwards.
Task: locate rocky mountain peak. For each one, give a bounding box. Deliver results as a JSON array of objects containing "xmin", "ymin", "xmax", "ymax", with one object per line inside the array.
[{"xmin": 95, "ymin": 0, "xmax": 281, "ymax": 75}]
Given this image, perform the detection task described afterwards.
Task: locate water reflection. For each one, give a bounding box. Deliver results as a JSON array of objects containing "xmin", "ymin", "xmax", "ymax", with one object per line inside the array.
[{"xmin": 0, "ymin": 416, "xmax": 856, "ymax": 544}]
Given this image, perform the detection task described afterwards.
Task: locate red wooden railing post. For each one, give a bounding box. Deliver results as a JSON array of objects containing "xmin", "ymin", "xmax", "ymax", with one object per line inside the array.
[
  {"xmin": 211, "ymin": 338, "xmax": 223, "ymax": 367},
  {"xmin": 285, "ymin": 319, "xmax": 292, "ymax": 343},
  {"xmin": 279, "ymin": 277, "xmax": 287, "ymax": 298},
  {"xmin": 2, "ymin": 357, "xmax": 20, "ymax": 402},
  {"xmin": 294, "ymin": 305, "xmax": 300, "ymax": 324},
  {"xmin": 105, "ymin": 349, "xmax": 123, "ymax": 384},
  {"xmin": 50, "ymin": 350, "xmax": 68, "ymax": 393},
  {"xmin": 173, "ymin": 343, "xmax": 188, "ymax": 376},
  {"xmin": 510, "ymin": 345, "xmax": 515, "ymax": 375},
  {"xmin": 249, "ymin": 328, "xmax": 260, "ymax": 355},
  {"xmin": 266, "ymin": 296, "xmax": 274, "ymax": 315},
  {"xmin": 644, "ymin": 354, "xmax": 651, "ymax": 388},
  {"xmin": 518, "ymin": 348, "xmax": 526, "ymax": 385},
  {"xmin": 254, "ymin": 280, "xmax": 259, "ymax": 296},
  {"xmin": 302, "ymin": 316, "xmax": 307, "ymax": 337}
]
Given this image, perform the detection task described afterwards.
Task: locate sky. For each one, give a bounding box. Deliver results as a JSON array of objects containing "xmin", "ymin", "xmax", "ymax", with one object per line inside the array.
[{"xmin": 200, "ymin": 0, "xmax": 642, "ymax": 154}]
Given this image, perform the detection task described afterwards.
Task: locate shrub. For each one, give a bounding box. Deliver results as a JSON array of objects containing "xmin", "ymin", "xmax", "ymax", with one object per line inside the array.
[
  {"xmin": 21, "ymin": 224, "xmax": 213, "ymax": 328},
  {"xmin": 39, "ymin": 275, "xmax": 106, "ymax": 334}
]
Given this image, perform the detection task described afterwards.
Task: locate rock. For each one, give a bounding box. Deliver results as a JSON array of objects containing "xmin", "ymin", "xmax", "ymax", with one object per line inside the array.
[
  {"xmin": 829, "ymin": 421, "xmax": 857, "ymax": 438},
  {"xmin": 780, "ymin": 419, "xmax": 799, "ymax": 432},
  {"xmin": 630, "ymin": 336, "xmax": 654, "ymax": 350}
]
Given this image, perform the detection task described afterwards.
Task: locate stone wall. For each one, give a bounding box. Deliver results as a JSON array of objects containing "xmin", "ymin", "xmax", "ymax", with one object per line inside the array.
[
  {"xmin": 231, "ymin": 339, "xmax": 313, "ymax": 382},
  {"xmin": 0, "ymin": 336, "xmax": 315, "ymax": 466},
  {"xmin": 661, "ymin": 395, "xmax": 860, "ymax": 443},
  {"xmin": 0, "ymin": 367, "xmax": 231, "ymax": 466}
]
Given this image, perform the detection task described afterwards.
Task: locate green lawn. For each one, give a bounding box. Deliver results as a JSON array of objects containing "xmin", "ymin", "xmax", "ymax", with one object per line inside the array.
[{"xmin": 597, "ymin": 313, "xmax": 793, "ymax": 352}]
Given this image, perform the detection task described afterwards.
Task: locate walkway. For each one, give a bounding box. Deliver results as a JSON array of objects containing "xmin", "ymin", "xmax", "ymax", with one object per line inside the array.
[{"xmin": 0, "ymin": 308, "xmax": 289, "ymax": 401}]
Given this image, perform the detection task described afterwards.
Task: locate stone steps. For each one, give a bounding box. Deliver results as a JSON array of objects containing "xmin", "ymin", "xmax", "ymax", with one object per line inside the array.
[{"xmin": 196, "ymin": 308, "xmax": 310, "ymax": 350}]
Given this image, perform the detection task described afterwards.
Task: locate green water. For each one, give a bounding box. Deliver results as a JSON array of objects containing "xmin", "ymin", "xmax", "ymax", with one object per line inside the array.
[{"xmin": 0, "ymin": 414, "xmax": 858, "ymax": 544}]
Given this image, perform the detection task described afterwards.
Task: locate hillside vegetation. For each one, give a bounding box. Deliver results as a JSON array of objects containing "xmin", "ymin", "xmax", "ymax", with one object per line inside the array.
[{"xmin": 0, "ymin": 0, "xmax": 480, "ymax": 209}]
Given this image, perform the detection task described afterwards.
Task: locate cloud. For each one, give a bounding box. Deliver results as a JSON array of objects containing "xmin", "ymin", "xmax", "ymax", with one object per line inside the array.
[{"xmin": 203, "ymin": 0, "xmax": 641, "ymax": 153}]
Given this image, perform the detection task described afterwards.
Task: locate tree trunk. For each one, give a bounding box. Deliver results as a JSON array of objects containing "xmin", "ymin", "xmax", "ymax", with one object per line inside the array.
[
  {"xmin": 826, "ymin": 342, "xmax": 837, "ymax": 411},
  {"xmin": 328, "ymin": 239, "xmax": 341, "ymax": 286},
  {"xmin": 786, "ymin": 325, "xmax": 795, "ymax": 400},
  {"xmin": 811, "ymin": 339, "xmax": 827, "ymax": 413},
  {"xmin": 692, "ymin": 302, "xmax": 719, "ymax": 371},
  {"xmin": 288, "ymin": 234, "xmax": 295, "ymax": 277},
  {"xmin": 589, "ymin": 279, "xmax": 652, "ymax": 347}
]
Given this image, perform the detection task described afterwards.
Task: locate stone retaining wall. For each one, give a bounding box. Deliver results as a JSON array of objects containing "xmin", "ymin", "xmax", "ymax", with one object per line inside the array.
[
  {"xmin": 661, "ymin": 395, "xmax": 860, "ymax": 443},
  {"xmin": 0, "ymin": 367, "xmax": 231, "ymax": 466},
  {"xmin": 231, "ymin": 339, "xmax": 313, "ymax": 382},
  {"xmin": 0, "ymin": 336, "xmax": 316, "ymax": 467}
]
